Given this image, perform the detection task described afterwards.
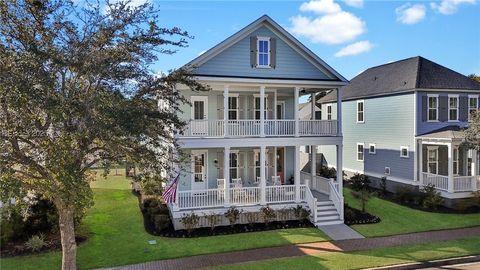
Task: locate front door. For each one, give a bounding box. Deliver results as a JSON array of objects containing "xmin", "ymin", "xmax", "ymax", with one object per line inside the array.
[
  {"xmin": 191, "ymin": 96, "xmax": 208, "ymax": 136},
  {"xmin": 192, "ymin": 150, "xmax": 207, "ymax": 190},
  {"xmin": 276, "ymin": 147, "xmax": 285, "ymax": 184}
]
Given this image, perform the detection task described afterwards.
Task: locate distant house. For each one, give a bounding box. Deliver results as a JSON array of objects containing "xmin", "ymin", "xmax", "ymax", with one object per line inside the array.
[
  {"xmin": 168, "ymin": 15, "xmax": 348, "ymax": 230},
  {"xmin": 318, "ymin": 56, "xmax": 480, "ymax": 206}
]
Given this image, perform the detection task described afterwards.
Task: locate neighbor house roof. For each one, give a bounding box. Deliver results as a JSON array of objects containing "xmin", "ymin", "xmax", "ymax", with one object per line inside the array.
[
  {"xmin": 418, "ymin": 125, "xmax": 466, "ymax": 139},
  {"xmin": 320, "ymin": 56, "xmax": 480, "ymax": 103},
  {"xmin": 184, "ymin": 15, "xmax": 348, "ymax": 83}
]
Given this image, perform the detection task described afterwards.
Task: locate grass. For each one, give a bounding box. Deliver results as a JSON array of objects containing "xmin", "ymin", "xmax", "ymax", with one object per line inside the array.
[
  {"xmin": 0, "ymin": 170, "xmax": 328, "ymax": 270},
  {"xmin": 208, "ymin": 236, "xmax": 480, "ymax": 270},
  {"xmin": 344, "ymin": 189, "xmax": 480, "ymax": 237}
]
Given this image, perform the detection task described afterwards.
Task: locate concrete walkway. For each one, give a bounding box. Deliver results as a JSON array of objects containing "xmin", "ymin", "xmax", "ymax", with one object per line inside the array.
[
  {"xmin": 318, "ymin": 224, "xmax": 364, "ymax": 240},
  {"xmin": 100, "ymin": 226, "xmax": 480, "ymax": 270}
]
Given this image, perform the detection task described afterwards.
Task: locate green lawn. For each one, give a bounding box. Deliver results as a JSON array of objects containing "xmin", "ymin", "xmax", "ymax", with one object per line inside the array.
[
  {"xmin": 344, "ymin": 189, "xmax": 480, "ymax": 237},
  {"xmin": 0, "ymin": 170, "xmax": 328, "ymax": 270},
  {"xmin": 208, "ymin": 236, "xmax": 480, "ymax": 270}
]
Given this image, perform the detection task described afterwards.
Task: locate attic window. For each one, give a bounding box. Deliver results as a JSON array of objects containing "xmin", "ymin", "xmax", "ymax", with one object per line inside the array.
[{"xmin": 257, "ymin": 37, "xmax": 270, "ymax": 68}]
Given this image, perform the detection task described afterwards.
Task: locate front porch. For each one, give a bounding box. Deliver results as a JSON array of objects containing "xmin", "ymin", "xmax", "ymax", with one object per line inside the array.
[{"xmin": 418, "ymin": 128, "xmax": 479, "ymax": 196}]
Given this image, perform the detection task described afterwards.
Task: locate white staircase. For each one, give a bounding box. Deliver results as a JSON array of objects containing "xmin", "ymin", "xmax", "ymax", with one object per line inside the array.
[{"xmin": 314, "ymin": 200, "xmax": 343, "ymax": 226}]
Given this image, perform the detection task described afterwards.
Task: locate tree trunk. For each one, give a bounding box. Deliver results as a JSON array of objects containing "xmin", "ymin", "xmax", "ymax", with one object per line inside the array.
[{"xmin": 57, "ymin": 204, "xmax": 77, "ymax": 270}]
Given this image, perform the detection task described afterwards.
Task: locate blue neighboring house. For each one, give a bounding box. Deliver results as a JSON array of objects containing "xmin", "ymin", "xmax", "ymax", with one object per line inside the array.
[
  {"xmin": 167, "ymin": 15, "xmax": 349, "ymax": 230},
  {"xmin": 319, "ymin": 56, "xmax": 480, "ymax": 206}
]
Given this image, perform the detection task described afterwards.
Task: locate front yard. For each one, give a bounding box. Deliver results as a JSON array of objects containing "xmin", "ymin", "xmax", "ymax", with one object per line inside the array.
[{"xmin": 0, "ymin": 171, "xmax": 328, "ymax": 270}]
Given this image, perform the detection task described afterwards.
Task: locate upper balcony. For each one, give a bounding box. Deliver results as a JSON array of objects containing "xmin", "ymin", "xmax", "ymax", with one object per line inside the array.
[{"xmin": 176, "ymin": 85, "xmax": 343, "ymax": 139}]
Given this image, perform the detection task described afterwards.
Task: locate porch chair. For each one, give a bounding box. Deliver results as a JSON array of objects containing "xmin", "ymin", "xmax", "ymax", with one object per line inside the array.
[
  {"xmin": 217, "ymin": 179, "xmax": 225, "ymax": 200},
  {"xmin": 272, "ymin": 175, "xmax": 281, "ymax": 186},
  {"xmin": 232, "ymin": 178, "xmax": 243, "ymax": 188}
]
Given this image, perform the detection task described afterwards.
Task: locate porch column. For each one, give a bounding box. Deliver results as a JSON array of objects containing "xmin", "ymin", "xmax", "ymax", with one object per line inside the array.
[
  {"xmin": 260, "ymin": 145, "xmax": 267, "ymax": 205},
  {"xmin": 336, "ymin": 144, "xmax": 343, "ymax": 193},
  {"xmin": 224, "ymin": 85, "xmax": 229, "ymax": 137},
  {"xmin": 311, "ymin": 93, "xmax": 316, "ymax": 120},
  {"xmin": 295, "ymin": 145, "xmax": 301, "ymax": 203},
  {"xmin": 447, "ymin": 142, "xmax": 454, "ymax": 193},
  {"xmin": 311, "ymin": 145, "xmax": 317, "ymax": 189},
  {"xmin": 224, "ymin": 146, "xmax": 230, "ymax": 205},
  {"xmin": 418, "ymin": 139, "xmax": 423, "ymax": 184},
  {"xmin": 294, "ymin": 87, "xmax": 300, "ymax": 137},
  {"xmin": 336, "ymin": 88, "xmax": 343, "ymax": 136},
  {"xmin": 472, "ymin": 149, "xmax": 478, "ymax": 191},
  {"xmin": 274, "ymin": 90, "xmax": 278, "ymax": 135},
  {"xmin": 260, "ymin": 86, "xmax": 266, "ymax": 137}
]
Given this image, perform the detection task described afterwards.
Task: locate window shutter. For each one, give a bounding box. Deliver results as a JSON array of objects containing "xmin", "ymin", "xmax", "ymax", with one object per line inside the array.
[
  {"xmin": 459, "ymin": 96, "xmax": 468, "ymax": 122},
  {"xmin": 267, "ymin": 95, "xmax": 274, "ymax": 119},
  {"xmin": 438, "ymin": 96, "xmax": 448, "ymax": 122},
  {"xmin": 217, "ymin": 151, "xmax": 224, "ymax": 179},
  {"xmin": 422, "ymin": 96, "xmax": 427, "ymax": 122},
  {"xmin": 270, "ymin": 38, "xmax": 276, "ymax": 69},
  {"xmin": 238, "ymin": 151, "xmax": 245, "ymax": 180},
  {"xmin": 239, "ymin": 95, "xmax": 246, "ymax": 119},
  {"xmin": 247, "ymin": 151, "xmax": 255, "ymax": 183},
  {"xmin": 250, "ymin": 37, "xmax": 257, "ymax": 68},
  {"xmin": 217, "ymin": 94, "xmax": 224, "ymax": 119},
  {"xmin": 247, "ymin": 95, "xmax": 254, "ymax": 119}
]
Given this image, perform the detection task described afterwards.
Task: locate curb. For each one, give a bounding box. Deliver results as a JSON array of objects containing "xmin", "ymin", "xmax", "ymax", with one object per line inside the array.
[{"xmin": 364, "ymin": 255, "xmax": 480, "ymax": 270}]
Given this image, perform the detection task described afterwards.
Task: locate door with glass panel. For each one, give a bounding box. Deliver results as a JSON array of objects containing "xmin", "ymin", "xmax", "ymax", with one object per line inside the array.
[
  {"xmin": 191, "ymin": 150, "xmax": 207, "ymax": 190},
  {"xmin": 191, "ymin": 96, "xmax": 208, "ymax": 136}
]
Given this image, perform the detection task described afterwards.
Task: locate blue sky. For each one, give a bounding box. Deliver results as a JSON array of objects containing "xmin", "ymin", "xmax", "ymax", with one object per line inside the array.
[{"xmin": 146, "ymin": 0, "xmax": 480, "ymax": 80}]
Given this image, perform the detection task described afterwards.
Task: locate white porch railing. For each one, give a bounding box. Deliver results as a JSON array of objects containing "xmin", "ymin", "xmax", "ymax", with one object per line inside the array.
[
  {"xmin": 180, "ymin": 120, "xmax": 338, "ymax": 138},
  {"xmin": 421, "ymin": 173, "xmax": 479, "ymax": 192},
  {"xmin": 230, "ymin": 187, "xmax": 260, "ymax": 205},
  {"xmin": 300, "ymin": 171, "xmax": 331, "ymax": 195},
  {"xmin": 329, "ymin": 180, "xmax": 344, "ymax": 220},
  {"xmin": 421, "ymin": 173, "xmax": 449, "ymax": 191},
  {"xmin": 266, "ymin": 185, "xmax": 296, "ymax": 203},
  {"xmin": 304, "ymin": 186, "xmax": 318, "ymax": 223},
  {"xmin": 177, "ymin": 189, "xmax": 225, "ymax": 209}
]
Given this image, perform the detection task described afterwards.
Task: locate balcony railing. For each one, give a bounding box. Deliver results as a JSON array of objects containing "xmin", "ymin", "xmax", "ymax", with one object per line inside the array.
[
  {"xmin": 179, "ymin": 119, "xmax": 338, "ymax": 138},
  {"xmin": 421, "ymin": 173, "xmax": 479, "ymax": 192}
]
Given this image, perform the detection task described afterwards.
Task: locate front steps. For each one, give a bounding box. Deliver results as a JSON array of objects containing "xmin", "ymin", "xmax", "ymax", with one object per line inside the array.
[{"xmin": 314, "ymin": 200, "xmax": 343, "ymax": 226}]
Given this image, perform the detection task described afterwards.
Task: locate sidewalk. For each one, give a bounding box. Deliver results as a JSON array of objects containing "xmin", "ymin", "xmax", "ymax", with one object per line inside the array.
[{"xmin": 100, "ymin": 226, "xmax": 480, "ymax": 270}]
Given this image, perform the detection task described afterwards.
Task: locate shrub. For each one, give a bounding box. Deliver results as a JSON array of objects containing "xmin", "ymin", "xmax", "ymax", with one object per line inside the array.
[
  {"xmin": 260, "ymin": 206, "xmax": 276, "ymax": 226},
  {"xmin": 344, "ymin": 204, "xmax": 356, "ymax": 221},
  {"xmin": 205, "ymin": 213, "xmax": 220, "ymax": 231},
  {"xmin": 350, "ymin": 173, "xmax": 371, "ymax": 192},
  {"xmin": 394, "ymin": 186, "xmax": 418, "ymax": 205},
  {"xmin": 180, "ymin": 212, "xmax": 199, "ymax": 235},
  {"xmin": 224, "ymin": 207, "xmax": 242, "ymax": 227},
  {"xmin": 277, "ymin": 208, "xmax": 291, "ymax": 223},
  {"xmin": 351, "ymin": 189, "xmax": 374, "ymax": 213},
  {"xmin": 245, "ymin": 212, "xmax": 258, "ymax": 227},
  {"xmin": 421, "ymin": 184, "xmax": 444, "ymax": 210},
  {"xmin": 151, "ymin": 214, "xmax": 171, "ymax": 231},
  {"xmin": 319, "ymin": 166, "xmax": 336, "ymax": 179},
  {"xmin": 292, "ymin": 205, "xmax": 310, "ymax": 222},
  {"xmin": 24, "ymin": 234, "xmax": 46, "ymax": 252},
  {"xmin": 379, "ymin": 177, "xmax": 388, "ymax": 197}
]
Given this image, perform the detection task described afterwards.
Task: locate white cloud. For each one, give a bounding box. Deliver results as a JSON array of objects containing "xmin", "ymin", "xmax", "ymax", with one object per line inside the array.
[
  {"xmin": 334, "ymin": 40, "xmax": 373, "ymax": 57},
  {"xmin": 396, "ymin": 3, "xmax": 426, "ymax": 24},
  {"xmin": 290, "ymin": 11, "xmax": 366, "ymax": 44},
  {"xmin": 300, "ymin": 0, "xmax": 342, "ymax": 14},
  {"xmin": 431, "ymin": 0, "xmax": 477, "ymax": 15},
  {"xmin": 344, "ymin": 0, "xmax": 364, "ymax": 8}
]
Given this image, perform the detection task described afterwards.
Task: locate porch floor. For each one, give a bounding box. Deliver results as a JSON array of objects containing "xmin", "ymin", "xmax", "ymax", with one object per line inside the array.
[{"xmin": 312, "ymin": 190, "xmax": 330, "ymax": 201}]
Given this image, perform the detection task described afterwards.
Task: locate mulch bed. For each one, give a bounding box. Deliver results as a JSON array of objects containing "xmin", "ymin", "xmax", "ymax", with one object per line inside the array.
[
  {"xmin": 1, "ymin": 234, "xmax": 88, "ymax": 257},
  {"xmin": 344, "ymin": 205, "xmax": 381, "ymax": 225}
]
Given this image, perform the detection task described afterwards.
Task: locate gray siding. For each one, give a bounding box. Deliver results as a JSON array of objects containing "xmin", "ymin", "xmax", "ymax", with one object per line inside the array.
[
  {"xmin": 193, "ymin": 26, "xmax": 330, "ymax": 80},
  {"xmin": 322, "ymin": 93, "xmax": 415, "ymax": 181}
]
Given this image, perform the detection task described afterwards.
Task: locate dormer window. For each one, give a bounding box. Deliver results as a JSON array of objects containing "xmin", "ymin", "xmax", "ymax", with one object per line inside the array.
[{"xmin": 257, "ymin": 37, "xmax": 270, "ymax": 68}]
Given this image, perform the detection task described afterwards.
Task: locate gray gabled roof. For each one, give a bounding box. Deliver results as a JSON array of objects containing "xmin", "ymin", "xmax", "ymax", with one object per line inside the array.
[
  {"xmin": 320, "ymin": 56, "xmax": 480, "ymax": 103},
  {"xmin": 184, "ymin": 15, "xmax": 347, "ymax": 83},
  {"xmin": 418, "ymin": 125, "xmax": 466, "ymax": 139}
]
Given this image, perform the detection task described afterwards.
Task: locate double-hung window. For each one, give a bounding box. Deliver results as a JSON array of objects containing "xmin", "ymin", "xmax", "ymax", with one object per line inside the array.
[
  {"xmin": 229, "ymin": 152, "xmax": 239, "ymax": 181},
  {"xmin": 453, "ymin": 148, "xmax": 459, "ymax": 175},
  {"xmin": 369, "ymin": 144, "xmax": 376, "ymax": 154},
  {"xmin": 357, "ymin": 100, "xmax": 364, "ymax": 123},
  {"xmin": 326, "ymin": 104, "xmax": 332, "ymax": 120},
  {"xmin": 469, "ymin": 95, "xmax": 479, "ymax": 122},
  {"xmin": 448, "ymin": 95, "xmax": 459, "ymax": 121},
  {"xmin": 357, "ymin": 143, "xmax": 364, "ymax": 162},
  {"xmin": 254, "ymin": 96, "xmax": 268, "ymax": 120},
  {"xmin": 257, "ymin": 37, "xmax": 270, "ymax": 67},
  {"xmin": 228, "ymin": 95, "xmax": 239, "ymax": 120},
  {"xmin": 427, "ymin": 95, "xmax": 438, "ymax": 122},
  {"xmin": 427, "ymin": 147, "xmax": 438, "ymax": 174}
]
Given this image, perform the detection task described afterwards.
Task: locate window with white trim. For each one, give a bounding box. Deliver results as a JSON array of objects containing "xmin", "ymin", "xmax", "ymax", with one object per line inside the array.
[
  {"xmin": 400, "ymin": 146, "xmax": 409, "ymax": 158},
  {"xmin": 257, "ymin": 37, "xmax": 270, "ymax": 68},
  {"xmin": 357, "ymin": 143, "xmax": 364, "ymax": 162},
  {"xmin": 357, "ymin": 100, "xmax": 364, "ymax": 123},
  {"xmin": 427, "ymin": 146, "xmax": 438, "ymax": 174},
  {"xmin": 326, "ymin": 104, "xmax": 332, "ymax": 120},
  {"xmin": 469, "ymin": 95, "xmax": 479, "ymax": 122},
  {"xmin": 229, "ymin": 152, "xmax": 239, "ymax": 181},
  {"xmin": 384, "ymin": 167, "xmax": 391, "ymax": 175},
  {"xmin": 448, "ymin": 95, "xmax": 459, "ymax": 121},
  {"xmin": 428, "ymin": 95, "xmax": 438, "ymax": 122},
  {"xmin": 254, "ymin": 95, "xmax": 268, "ymax": 120},
  {"xmin": 369, "ymin": 143, "xmax": 376, "ymax": 154},
  {"xmin": 228, "ymin": 95, "xmax": 239, "ymax": 120},
  {"xmin": 453, "ymin": 147, "xmax": 459, "ymax": 175}
]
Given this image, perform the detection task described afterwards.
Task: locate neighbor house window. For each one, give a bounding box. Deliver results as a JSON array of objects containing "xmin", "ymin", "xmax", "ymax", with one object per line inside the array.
[
  {"xmin": 427, "ymin": 147, "xmax": 438, "ymax": 174},
  {"xmin": 257, "ymin": 37, "xmax": 270, "ymax": 67},
  {"xmin": 357, "ymin": 100, "xmax": 364, "ymax": 123},
  {"xmin": 326, "ymin": 104, "xmax": 332, "ymax": 120},
  {"xmin": 469, "ymin": 95, "xmax": 479, "ymax": 122},
  {"xmin": 453, "ymin": 148, "xmax": 459, "ymax": 175},
  {"xmin": 448, "ymin": 95, "xmax": 459, "ymax": 121},
  {"xmin": 357, "ymin": 143, "xmax": 364, "ymax": 161},
  {"xmin": 230, "ymin": 152, "xmax": 239, "ymax": 181},
  {"xmin": 254, "ymin": 96, "xmax": 268, "ymax": 120},
  {"xmin": 428, "ymin": 95, "xmax": 438, "ymax": 122},
  {"xmin": 369, "ymin": 143, "xmax": 376, "ymax": 154},
  {"xmin": 400, "ymin": 146, "xmax": 409, "ymax": 158},
  {"xmin": 228, "ymin": 95, "xmax": 239, "ymax": 120}
]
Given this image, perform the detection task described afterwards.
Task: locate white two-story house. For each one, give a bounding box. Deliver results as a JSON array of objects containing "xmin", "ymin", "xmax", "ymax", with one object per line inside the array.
[
  {"xmin": 319, "ymin": 56, "xmax": 480, "ymax": 206},
  {"xmin": 168, "ymin": 15, "xmax": 348, "ymax": 229}
]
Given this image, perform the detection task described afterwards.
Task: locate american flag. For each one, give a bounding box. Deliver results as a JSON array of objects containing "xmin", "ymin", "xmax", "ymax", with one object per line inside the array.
[{"xmin": 162, "ymin": 175, "xmax": 179, "ymax": 204}]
